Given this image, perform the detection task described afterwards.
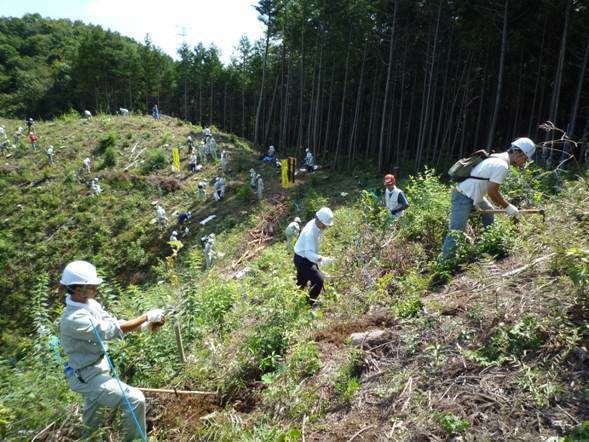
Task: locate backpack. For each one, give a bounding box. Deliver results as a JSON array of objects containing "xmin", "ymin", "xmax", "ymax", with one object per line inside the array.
[{"xmin": 447, "ymin": 149, "xmax": 491, "ymax": 182}]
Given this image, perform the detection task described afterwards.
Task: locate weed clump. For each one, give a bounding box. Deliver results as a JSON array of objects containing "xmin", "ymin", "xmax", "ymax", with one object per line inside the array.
[{"xmin": 142, "ymin": 148, "xmax": 167, "ymax": 174}]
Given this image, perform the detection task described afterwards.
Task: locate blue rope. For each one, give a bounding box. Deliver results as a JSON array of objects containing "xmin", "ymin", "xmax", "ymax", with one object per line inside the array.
[{"xmin": 89, "ymin": 319, "xmax": 147, "ymax": 442}]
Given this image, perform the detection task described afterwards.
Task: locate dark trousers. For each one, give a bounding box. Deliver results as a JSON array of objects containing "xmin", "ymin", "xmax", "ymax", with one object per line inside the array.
[{"xmin": 294, "ymin": 254, "xmax": 324, "ymax": 305}]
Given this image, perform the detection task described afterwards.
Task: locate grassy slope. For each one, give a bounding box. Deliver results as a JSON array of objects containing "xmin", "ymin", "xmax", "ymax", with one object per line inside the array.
[{"xmin": 0, "ymin": 115, "xmax": 588, "ymax": 441}]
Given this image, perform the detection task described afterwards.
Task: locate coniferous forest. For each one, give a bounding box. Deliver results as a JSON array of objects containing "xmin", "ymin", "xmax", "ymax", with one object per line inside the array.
[{"xmin": 2, "ymin": 1, "xmax": 588, "ymax": 171}]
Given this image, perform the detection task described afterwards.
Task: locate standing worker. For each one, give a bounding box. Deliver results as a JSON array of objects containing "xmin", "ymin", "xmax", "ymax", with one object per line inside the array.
[
  {"xmin": 249, "ymin": 168, "xmax": 257, "ymax": 189},
  {"xmin": 199, "ymin": 140, "xmax": 209, "ymax": 163},
  {"xmin": 197, "ymin": 181, "xmax": 207, "ymax": 202},
  {"xmin": 59, "ymin": 260, "xmax": 165, "ymax": 441},
  {"xmin": 83, "ymin": 157, "xmax": 91, "ymax": 174},
  {"xmin": 209, "ymin": 137, "xmax": 218, "ymax": 161},
  {"xmin": 441, "ymin": 137, "xmax": 536, "ymax": 257},
  {"xmin": 152, "ymin": 104, "xmax": 160, "ymax": 120},
  {"xmin": 293, "ymin": 207, "xmax": 335, "ymax": 306},
  {"xmin": 304, "ymin": 148, "xmax": 315, "ymax": 172},
  {"xmin": 14, "ymin": 126, "xmax": 23, "ymax": 147},
  {"xmin": 156, "ymin": 205, "xmax": 168, "ymax": 230},
  {"xmin": 204, "ymin": 234, "xmax": 215, "ymax": 269},
  {"xmin": 213, "ymin": 177, "xmax": 226, "ymax": 201},
  {"xmin": 189, "ymin": 153, "xmax": 198, "ymax": 173},
  {"xmin": 285, "ymin": 217, "xmax": 302, "ymax": 248},
  {"xmin": 47, "ymin": 145, "xmax": 54, "ymax": 164},
  {"xmin": 26, "ymin": 118, "xmax": 34, "ymax": 134},
  {"xmin": 256, "ymin": 174, "xmax": 264, "ymax": 200},
  {"xmin": 220, "ymin": 150, "xmax": 229, "ymax": 174},
  {"xmin": 29, "ymin": 132, "xmax": 38, "ymax": 149},
  {"xmin": 383, "ymin": 174, "xmax": 409, "ymax": 218}
]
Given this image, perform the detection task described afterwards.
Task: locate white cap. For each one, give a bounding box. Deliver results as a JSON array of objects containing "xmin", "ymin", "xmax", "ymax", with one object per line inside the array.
[
  {"xmin": 511, "ymin": 137, "xmax": 536, "ymax": 160},
  {"xmin": 316, "ymin": 207, "xmax": 334, "ymax": 227},
  {"xmin": 60, "ymin": 261, "xmax": 103, "ymax": 286},
  {"xmin": 294, "ymin": 217, "xmax": 301, "ymax": 223}
]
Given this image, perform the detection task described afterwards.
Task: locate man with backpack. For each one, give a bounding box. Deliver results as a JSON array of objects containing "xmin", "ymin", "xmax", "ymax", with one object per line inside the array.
[{"xmin": 441, "ymin": 137, "xmax": 536, "ymax": 258}]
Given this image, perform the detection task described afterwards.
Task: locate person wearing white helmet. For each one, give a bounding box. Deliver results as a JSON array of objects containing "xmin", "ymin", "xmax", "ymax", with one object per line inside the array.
[
  {"xmin": 293, "ymin": 207, "xmax": 335, "ymax": 305},
  {"xmin": 208, "ymin": 137, "xmax": 217, "ymax": 160},
  {"xmin": 197, "ymin": 180, "xmax": 207, "ymax": 201},
  {"xmin": 59, "ymin": 260, "xmax": 165, "ymax": 441},
  {"xmin": 90, "ymin": 177, "xmax": 103, "ymax": 195},
  {"xmin": 304, "ymin": 148, "xmax": 314, "ymax": 172},
  {"xmin": 47, "ymin": 145, "xmax": 54, "ymax": 164},
  {"xmin": 441, "ymin": 137, "xmax": 536, "ymax": 257},
  {"xmin": 83, "ymin": 157, "xmax": 91, "ymax": 174},
  {"xmin": 249, "ymin": 168, "xmax": 257, "ymax": 189},
  {"xmin": 204, "ymin": 234, "xmax": 215, "ymax": 269},
  {"xmin": 156, "ymin": 205, "xmax": 168, "ymax": 230},
  {"xmin": 199, "ymin": 139, "xmax": 209, "ymax": 163},
  {"xmin": 256, "ymin": 174, "xmax": 264, "ymax": 200},
  {"xmin": 220, "ymin": 150, "xmax": 229, "ymax": 173},
  {"xmin": 213, "ymin": 176, "xmax": 226, "ymax": 201},
  {"xmin": 285, "ymin": 217, "xmax": 302, "ymax": 248}
]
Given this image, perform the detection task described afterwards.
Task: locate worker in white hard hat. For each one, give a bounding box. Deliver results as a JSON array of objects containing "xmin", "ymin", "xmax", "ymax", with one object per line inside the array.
[
  {"xmin": 59, "ymin": 260, "xmax": 165, "ymax": 441},
  {"xmin": 256, "ymin": 174, "xmax": 264, "ymax": 200},
  {"xmin": 204, "ymin": 234, "xmax": 215, "ymax": 269},
  {"xmin": 208, "ymin": 137, "xmax": 217, "ymax": 161},
  {"xmin": 90, "ymin": 177, "xmax": 103, "ymax": 195},
  {"xmin": 197, "ymin": 181, "xmax": 207, "ymax": 201},
  {"xmin": 199, "ymin": 139, "xmax": 209, "ymax": 163},
  {"xmin": 304, "ymin": 148, "xmax": 314, "ymax": 172},
  {"xmin": 156, "ymin": 205, "xmax": 168, "ymax": 230},
  {"xmin": 220, "ymin": 150, "xmax": 229, "ymax": 173},
  {"xmin": 441, "ymin": 137, "xmax": 536, "ymax": 257},
  {"xmin": 285, "ymin": 217, "xmax": 302, "ymax": 248},
  {"xmin": 47, "ymin": 145, "xmax": 54, "ymax": 164},
  {"xmin": 293, "ymin": 207, "xmax": 335, "ymax": 306},
  {"xmin": 249, "ymin": 168, "xmax": 257, "ymax": 189},
  {"xmin": 83, "ymin": 157, "xmax": 91, "ymax": 174},
  {"xmin": 213, "ymin": 176, "xmax": 226, "ymax": 201}
]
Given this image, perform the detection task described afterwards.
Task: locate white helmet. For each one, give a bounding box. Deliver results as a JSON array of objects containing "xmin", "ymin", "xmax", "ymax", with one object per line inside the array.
[
  {"xmin": 305, "ymin": 148, "xmax": 310, "ymax": 153},
  {"xmin": 60, "ymin": 261, "xmax": 103, "ymax": 286},
  {"xmin": 511, "ymin": 137, "xmax": 536, "ymax": 160},
  {"xmin": 294, "ymin": 217, "xmax": 301, "ymax": 223},
  {"xmin": 316, "ymin": 207, "xmax": 334, "ymax": 227},
  {"xmin": 172, "ymin": 231, "xmax": 178, "ymax": 235}
]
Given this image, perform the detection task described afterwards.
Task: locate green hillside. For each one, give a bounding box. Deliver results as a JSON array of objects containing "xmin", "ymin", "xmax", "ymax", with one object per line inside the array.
[{"xmin": 0, "ymin": 115, "xmax": 588, "ymax": 441}]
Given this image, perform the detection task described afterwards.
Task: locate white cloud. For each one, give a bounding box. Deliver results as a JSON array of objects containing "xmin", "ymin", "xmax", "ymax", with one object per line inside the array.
[{"xmin": 83, "ymin": 0, "xmax": 265, "ymax": 63}]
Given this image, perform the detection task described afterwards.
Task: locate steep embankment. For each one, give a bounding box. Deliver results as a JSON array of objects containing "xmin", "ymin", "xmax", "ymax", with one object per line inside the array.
[
  {"xmin": 0, "ymin": 114, "xmax": 587, "ymax": 441},
  {"xmin": 0, "ymin": 113, "xmax": 267, "ymax": 336}
]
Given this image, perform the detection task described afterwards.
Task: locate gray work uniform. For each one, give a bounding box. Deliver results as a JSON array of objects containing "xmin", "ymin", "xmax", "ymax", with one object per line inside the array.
[{"xmin": 60, "ymin": 297, "xmax": 146, "ymax": 441}]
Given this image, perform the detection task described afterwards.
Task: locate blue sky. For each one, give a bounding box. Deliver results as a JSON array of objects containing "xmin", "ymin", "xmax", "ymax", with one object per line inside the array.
[{"xmin": 0, "ymin": 0, "xmax": 265, "ymax": 63}]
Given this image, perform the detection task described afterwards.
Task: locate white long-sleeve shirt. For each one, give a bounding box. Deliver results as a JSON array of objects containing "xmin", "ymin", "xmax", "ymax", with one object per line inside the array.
[{"xmin": 294, "ymin": 219, "xmax": 323, "ymax": 263}]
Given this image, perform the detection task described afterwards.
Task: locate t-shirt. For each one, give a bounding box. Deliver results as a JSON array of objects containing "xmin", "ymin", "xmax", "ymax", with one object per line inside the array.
[
  {"xmin": 294, "ymin": 219, "xmax": 323, "ymax": 263},
  {"xmin": 457, "ymin": 152, "xmax": 510, "ymax": 204}
]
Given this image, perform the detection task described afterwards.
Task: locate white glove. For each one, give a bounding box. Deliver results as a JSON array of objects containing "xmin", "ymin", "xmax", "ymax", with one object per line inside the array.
[
  {"xmin": 147, "ymin": 309, "xmax": 165, "ymax": 323},
  {"xmin": 505, "ymin": 204, "xmax": 519, "ymax": 218},
  {"xmin": 321, "ymin": 256, "xmax": 335, "ymax": 266}
]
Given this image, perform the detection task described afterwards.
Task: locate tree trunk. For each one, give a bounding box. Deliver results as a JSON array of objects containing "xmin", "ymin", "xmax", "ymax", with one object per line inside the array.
[
  {"xmin": 333, "ymin": 26, "xmax": 353, "ymax": 168},
  {"xmin": 348, "ymin": 40, "xmax": 367, "ymax": 168},
  {"xmin": 528, "ymin": 15, "xmax": 547, "ymax": 135},
  {"xmin": 486, "ymin": 0, "xmax": 509, "ymax": 149},
  {"xmin": 254, "ymin": 31, "xmax": 271, "ymax": 149},
  {"xmin": 378, "ymin": 1, "xmax": 398, "ymax": 171},
  {"xmin": 415, "ymin": 0, "xmax": 442, "ymax": 170}
]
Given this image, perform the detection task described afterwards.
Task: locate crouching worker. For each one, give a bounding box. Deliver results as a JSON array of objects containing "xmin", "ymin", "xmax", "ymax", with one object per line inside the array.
[
  {"xmin": 60, "ymin": 260, "xmax": 166, "ymax": 441},
  {"xmin": 293, "ymin": 207, "xmax": 335, "ymax": 306}
]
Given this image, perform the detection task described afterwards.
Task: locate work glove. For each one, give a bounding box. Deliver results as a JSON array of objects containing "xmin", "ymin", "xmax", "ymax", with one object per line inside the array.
[
  {"xmin": 505, "ymin": 204, "xmax": 519, "ymax": 218},
  {"xmin": 147, "ymin": 309, "xmax": 165, "ymax": 323},
  {"xmin": 320, "ymin": 256, "xmax": 335, "ymax": 266}
]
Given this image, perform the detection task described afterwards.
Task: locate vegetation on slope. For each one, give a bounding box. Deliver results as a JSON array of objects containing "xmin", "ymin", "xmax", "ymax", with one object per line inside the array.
[{"xmin": 0, "ymin": 115, "xmax": 588, "ymax": 441}]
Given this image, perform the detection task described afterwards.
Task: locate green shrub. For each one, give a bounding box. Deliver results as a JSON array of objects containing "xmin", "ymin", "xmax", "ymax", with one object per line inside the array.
[
  {"xmin": 334, "ymin": 350, "xmax": 363, "ymax": 402},
  {"xmin": 57, "ymin": 109, "xmax": 80, "ymax": 121},
  {"xmin": 101, "ymin": 146, "xmax": 117, "ymax": 168},
  {"xmin": 96, "ymin": 131, "xmax": 117, "ymax": 154},
  {"xmin": 299, "ymin": 189, "xmax": 329, "ymax": 221},
  {"xmin": 402, "ymin": 168, "xmax": 451, "ymax": 252},
  {"xmin": 236, "ymin": 184, "xmax": 254, "ymax": 203},
  {"xmin": 141, "ymin": 148, "xmax": 167, "ymax": 174},
  {"xmin": 480, "ymin": 315, "xmax": 544, "ymax": 363},
  {"xmin": 436, "ymin": 412, "xmax": 470, "ymax": 435}
]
